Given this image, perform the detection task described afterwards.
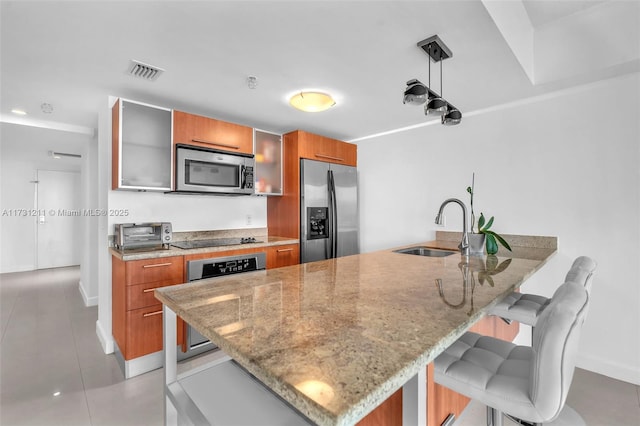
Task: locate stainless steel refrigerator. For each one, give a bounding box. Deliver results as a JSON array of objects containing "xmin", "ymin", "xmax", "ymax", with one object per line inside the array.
[{"xmin": 300, "ymin": 159, "xmax": 359, "ymax": 263}]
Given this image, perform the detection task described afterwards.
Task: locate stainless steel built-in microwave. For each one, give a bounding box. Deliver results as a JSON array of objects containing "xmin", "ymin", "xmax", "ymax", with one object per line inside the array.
[{"xmin": 175, "ymin": 144, "xmax": 255, "ymax": 195}]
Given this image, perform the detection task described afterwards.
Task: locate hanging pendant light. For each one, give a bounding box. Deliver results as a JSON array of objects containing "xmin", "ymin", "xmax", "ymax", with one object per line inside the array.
[
  {"xmin": 403, "ymin": 79, "xmax": 428, "ymax": 105},
  {"xmin": 403, "ymin": 35, "xmax": 462, "ymax": 126},
  {"xmin": 425, "ymin": 97, "xmax": 447, "ymax": 116},
  {"xmin": 442, "ymin": 105, "xmax": 462, "ymax": 126},
  {"xmin": 425, "ymin": 43, "xmax": 448, "ymax": 116}
]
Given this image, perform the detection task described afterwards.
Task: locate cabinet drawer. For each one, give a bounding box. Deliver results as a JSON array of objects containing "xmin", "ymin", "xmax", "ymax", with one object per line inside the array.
[
  {"xmin": 127, "ymin": 280, "xmax": 179, "ymax": 311},
  {"xmin": 267, "ymin": 244, "xmax": 299, "ymax": 269},
  {"xmin": 173, "ymin": 110, "xmax": 253, "ymax": 155},
  {"xmin": 125, "ymin": 256, "xmax": 183, "ymax": 286},
  {"xmin": 124, "ymin": 304, "xmax": 164, "ymax": 360}
]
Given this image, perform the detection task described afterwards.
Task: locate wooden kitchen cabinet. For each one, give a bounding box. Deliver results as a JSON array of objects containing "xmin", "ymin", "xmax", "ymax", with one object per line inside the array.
[
  {"xmin": 112, "ymin": 255, "xmax": 184, "ymax": 360},
  {"xmin": 173, "ymin": 110, "xmax": 253, "ymax": 155},
  {"xmin": 267, "ymin": 130, "xmax": 358, "ymax": 242},
  {"xmin": 297, "ymin": 130, "xmax": 357, "ymax": 166},
  {"xmin": 266, "ymin": 244, "xmax": 299, "ymax": 269},
  {"xmin": 112, "ymin": 98, "xmax": 173, "ymax": 191},
  {"xmin": 254, "ymin": 129, "xmax": 283, "ymax": 195}
]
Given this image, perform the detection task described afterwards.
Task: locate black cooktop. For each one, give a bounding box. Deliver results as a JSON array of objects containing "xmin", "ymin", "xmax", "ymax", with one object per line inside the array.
[{"xmin": 171, "ymin": 237, "xmax": 262, "ymax": 250}]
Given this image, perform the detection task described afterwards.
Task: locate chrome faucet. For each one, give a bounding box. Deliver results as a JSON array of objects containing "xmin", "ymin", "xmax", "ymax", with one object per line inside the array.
[{"xmin": 435, "ymin": 198, "xmax": 470, "ymax": 256}]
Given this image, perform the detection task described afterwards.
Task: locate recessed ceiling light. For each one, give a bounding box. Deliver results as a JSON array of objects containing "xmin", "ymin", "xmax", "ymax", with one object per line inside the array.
[
  {"xmin": 289, "ymin": 91, "xmax": 336, "ymax": 112},
  {"xmin": 11, "ymin": 109, "xmax": 27, "ymax": 115}
]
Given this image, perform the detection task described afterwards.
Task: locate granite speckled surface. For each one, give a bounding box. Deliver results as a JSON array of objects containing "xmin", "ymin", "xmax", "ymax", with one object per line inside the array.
[
  {"xmin": 110, "ymin": 226, "xmax": 297, "ymax": 261},
  {"xmin": 155, "ymin": 236, "xmax": 556, "ymax": 425}
]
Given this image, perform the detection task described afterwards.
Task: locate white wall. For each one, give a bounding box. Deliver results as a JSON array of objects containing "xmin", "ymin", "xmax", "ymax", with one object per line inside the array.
[
  {"xmin": 80, "ymin": 136, "xmax": 100, "ymax": 306},
  {"xmin": 107, "ymin": 191, "xmax": 266, "ymax": 233},
  {"xmin": 0, "ymin": 123, "xmax": 91, "ymax": 274},
  {"xmin": 355, "ymin": 73, "xmax": 640, "ymax": 385}
]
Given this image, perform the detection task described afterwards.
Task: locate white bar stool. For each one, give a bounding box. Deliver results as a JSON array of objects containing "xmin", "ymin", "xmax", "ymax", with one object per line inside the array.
[
  {"xmin": 490, "ymin": 256, "xmax": 596, "ymax": 327},
  {"xmin": 434, "ymin": 281, "xmax": 590, "ymax": 426}
]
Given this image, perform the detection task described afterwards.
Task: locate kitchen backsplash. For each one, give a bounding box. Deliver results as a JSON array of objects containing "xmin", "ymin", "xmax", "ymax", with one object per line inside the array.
[{"xmin": 108, "ymin": 189, "xmax": 267, "ymax": 234}]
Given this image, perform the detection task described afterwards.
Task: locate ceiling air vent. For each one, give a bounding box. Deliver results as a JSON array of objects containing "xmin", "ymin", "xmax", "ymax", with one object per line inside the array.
[{"xmin": 127, "ymin": 60, "xmax": 164, "ymax": 82}]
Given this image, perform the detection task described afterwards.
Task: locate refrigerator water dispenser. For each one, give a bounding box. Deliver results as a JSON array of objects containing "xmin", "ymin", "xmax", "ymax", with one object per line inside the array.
[{"xmin": 307, "ymin": 207, "xmax": 329, "ymax": 240}]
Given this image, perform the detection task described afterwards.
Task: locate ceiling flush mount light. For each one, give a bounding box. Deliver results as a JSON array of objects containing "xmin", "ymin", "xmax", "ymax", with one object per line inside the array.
[
  {"xmin": 289, "ymin": 91, "xmax": 336, "ymax": 112},
  {"xmin": 403, "ymin": 35, "xmax": 461, "ymax": 126}
]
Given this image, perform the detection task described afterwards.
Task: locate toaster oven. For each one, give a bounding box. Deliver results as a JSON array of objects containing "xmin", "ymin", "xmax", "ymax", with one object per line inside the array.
[{"xmin": 114, "ymin": 222, "xmax": 172, "ymax": 250}]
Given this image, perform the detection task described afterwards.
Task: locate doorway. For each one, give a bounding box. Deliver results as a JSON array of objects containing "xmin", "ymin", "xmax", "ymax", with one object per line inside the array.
[{"xmin": 36, "ymin": 169, "xmax": 81, "ymax": 269}]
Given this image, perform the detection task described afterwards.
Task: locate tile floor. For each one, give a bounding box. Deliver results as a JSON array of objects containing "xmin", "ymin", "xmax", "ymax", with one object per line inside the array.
[{"xmin": 1, "ymin": 266, "xmax": 639, "ymax": 426}]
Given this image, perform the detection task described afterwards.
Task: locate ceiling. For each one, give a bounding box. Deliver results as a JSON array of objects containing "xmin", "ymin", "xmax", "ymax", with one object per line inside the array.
[{"xmin": 1, "ymin": 1, "xmax": 638, "ymax": 145}]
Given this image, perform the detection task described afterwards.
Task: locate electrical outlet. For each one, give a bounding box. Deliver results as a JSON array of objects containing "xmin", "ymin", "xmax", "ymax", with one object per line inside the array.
[
  {"xmin": 246, "ymin": 214, "xmax": 252, "ymax": 225},
  {"xmin": 437, "ymin": 214, "xmax": 446, "ymax": 227}
]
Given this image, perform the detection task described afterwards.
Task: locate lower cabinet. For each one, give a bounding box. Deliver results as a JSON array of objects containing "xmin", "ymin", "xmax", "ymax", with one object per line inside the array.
[
  {"xmin": 266, "ymin": 244, "xmax": 299, "ymax": 269},
  {"xmin": 124, "ymin": 305, "xmax": 165, "ymax": 359},
  {"xmin": 112, "ymin": 255, "xmax": 185, "ymax": 361},
  {"xmin": 112, "ymin": 244, "xmax": 300, "ymax": 365}
]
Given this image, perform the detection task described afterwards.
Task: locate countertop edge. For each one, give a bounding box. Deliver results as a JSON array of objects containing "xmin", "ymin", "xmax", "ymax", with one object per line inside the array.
[{"xmin": 110, "ymin": 236, "xmax": 299, "ymax": 261}]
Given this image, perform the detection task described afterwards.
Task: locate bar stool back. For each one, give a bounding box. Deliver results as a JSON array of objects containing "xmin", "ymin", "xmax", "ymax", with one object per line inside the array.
[
  {"xmin": 490, "ymin": 256, "xmax": 596, "ymax": 327},
  {"xmin": 434, "ymin": 281, "xmax": 590, "ymax": 426}
]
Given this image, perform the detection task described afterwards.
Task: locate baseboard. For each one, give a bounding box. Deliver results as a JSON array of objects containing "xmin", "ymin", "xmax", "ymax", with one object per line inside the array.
[
  {"xmin": 78, "ymin": 280, "xmax": 98, "ymax": 307},
  {"xmin": 576, "ymin": 353, "xmax": 640, "ymax": 386},
  {"xmin": 0, "ymin": 264, "xmax": 35, "ymax": 274},
  {"xmin": 96, "ymin": 319, "xmax": 114, "ymax": 354},
  {"xmin": 517, "ymin": 328, "xmax": 639, "ymax": 385}
]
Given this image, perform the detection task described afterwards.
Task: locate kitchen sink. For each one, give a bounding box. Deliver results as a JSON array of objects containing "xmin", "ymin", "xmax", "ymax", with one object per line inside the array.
[{"xmin": 393, "ymin": 246, "xmax": 458, "ymax": 257}]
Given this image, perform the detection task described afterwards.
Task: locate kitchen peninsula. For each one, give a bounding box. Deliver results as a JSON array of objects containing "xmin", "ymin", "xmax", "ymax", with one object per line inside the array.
[{"xmin": 155, "ymin": 234, "xmax": 557, "ymax": 425}]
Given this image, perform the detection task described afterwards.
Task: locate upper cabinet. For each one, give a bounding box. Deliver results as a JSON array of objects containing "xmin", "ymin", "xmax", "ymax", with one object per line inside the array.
[
  {"xmin": 173, "ymin": 110, "xmax": 253, "ymax": 155},
  {"xmin": 112, "ymin": 99, "xmax": 173, "ymax": 191},
  {"xmin": 254, "ymin": 129, "xmax": 283, "ymax": 195},
  {"xmin": 297, "ymin": 130, "xmax": 357, "ymax": 167}
]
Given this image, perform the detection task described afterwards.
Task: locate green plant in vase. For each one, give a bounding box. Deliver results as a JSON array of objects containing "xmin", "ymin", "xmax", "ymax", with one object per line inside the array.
[
  {"xmin": 466, "ymin": 174, "xmax": 512, "ymax": 255},
  {"xmin": 476, "ymin": 213, "xmax": 512, "ymax": 255}
]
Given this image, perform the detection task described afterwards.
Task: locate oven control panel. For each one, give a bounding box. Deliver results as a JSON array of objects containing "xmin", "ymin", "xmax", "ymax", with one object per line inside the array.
[
  {"xmin": 188, "ymin": 252, "xmax": 267, "ymax": 281},
  {"xmin": 202, "ymin": 258, "xmax": 256, "ymax": 278}
]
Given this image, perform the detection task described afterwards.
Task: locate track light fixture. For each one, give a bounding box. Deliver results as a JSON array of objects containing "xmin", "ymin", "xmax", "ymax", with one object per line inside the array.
[
  {"xmin": 402, "ymin": 79, "xmax": 427, "ymax": 105},
  {"xmin": 403, "ymin": 35, "xmax": 461, "ymax": 126}
]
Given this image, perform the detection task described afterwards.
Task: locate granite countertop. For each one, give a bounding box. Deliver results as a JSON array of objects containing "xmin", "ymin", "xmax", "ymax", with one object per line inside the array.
[
  {"xmin": 110, "ymin": 232, "xmax": 298, "ymax": 261},
  {"xmin": 155, "ymin": 234, "xmax": 557, "ymax": 425}
]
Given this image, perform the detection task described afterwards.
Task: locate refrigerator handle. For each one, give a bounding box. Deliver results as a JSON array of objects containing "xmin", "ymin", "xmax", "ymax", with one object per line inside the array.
[{"xmin": 328, "ymin": 170, "xmax": 338, "ymax": 258}]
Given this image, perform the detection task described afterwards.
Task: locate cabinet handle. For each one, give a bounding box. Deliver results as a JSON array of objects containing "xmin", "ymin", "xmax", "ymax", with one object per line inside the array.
[
  {"xmin": 143, "ymin": 310, "xmax": 163, "ymax": 317},
  {"xmin": 277, "ymin": 248, "xmax": 294, "ymax": 253},
  {"xmin": 191, "ymin": 139, "xmax": 240, "ymax": 150},
  {"xmin": 314, "ymin": 153, "xmax": 344, "ymax": 162},
  {"xmin": 143, "ymin": 288, "xmax": 157, "ymax": 293},
  {"xmin": 143, "ymin": 262, "xmax": 172, "ymax": 269}
]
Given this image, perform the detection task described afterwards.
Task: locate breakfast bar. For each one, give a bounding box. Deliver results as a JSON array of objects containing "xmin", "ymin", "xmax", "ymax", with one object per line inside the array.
[{"xmin": 155, "ymin": 235, "xmax": 557, "ymax": 425}]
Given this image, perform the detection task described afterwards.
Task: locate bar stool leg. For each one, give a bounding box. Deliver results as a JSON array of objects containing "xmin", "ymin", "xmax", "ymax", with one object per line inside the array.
[{"xmin": 487, "ymin": 407, "xmax": 503, "ymax": 426}]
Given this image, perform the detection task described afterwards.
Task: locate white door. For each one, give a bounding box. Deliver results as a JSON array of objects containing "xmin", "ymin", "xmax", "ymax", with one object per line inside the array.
[{"xmin": 36, "ymin": 170, "xmax": 81, "ymax": 269}]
